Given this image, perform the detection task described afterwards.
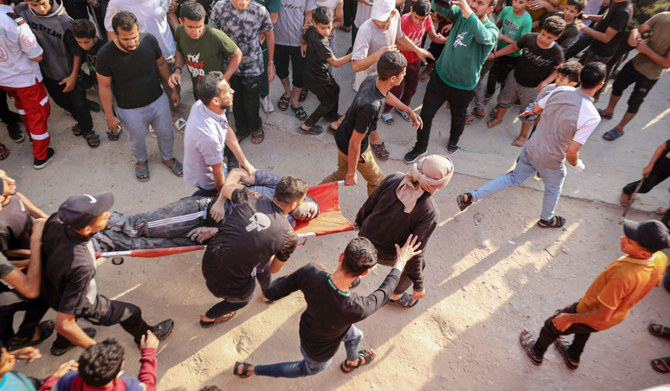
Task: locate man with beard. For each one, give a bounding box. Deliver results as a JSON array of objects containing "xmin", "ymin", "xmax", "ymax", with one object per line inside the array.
[{"xmin": 96, "ymin": 11, "xmax": 183, "ymax": 182}]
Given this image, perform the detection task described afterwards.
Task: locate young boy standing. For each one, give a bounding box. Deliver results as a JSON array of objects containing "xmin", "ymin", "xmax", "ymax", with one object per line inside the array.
[
  {"xmin": 299, "ymin": 7, "xmax": 352, "ymax": 135},
  {"xmin": 486, "ymin": 0, "xmax": 532, "ymax": 97},
  {"xmin": 555, "ymin": 0, "xmax": 584, "ymax": 50},
  {"xmin": 16, "ymin": 0, "xmax": 101, "ymax": 149},
  {"xmin": 519, "ymin": 219, "xmax": 670, "ymax": 370},
  {"xmin": 486, "ymin": 15, "xmax": 565, "ymax": 147},
  {"xmin": 380, "ymin": 0, "xmax": 446, "ymax": 125}
]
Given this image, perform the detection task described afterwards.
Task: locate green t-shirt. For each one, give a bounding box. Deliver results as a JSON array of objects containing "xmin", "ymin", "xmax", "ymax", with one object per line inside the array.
[
  {"xmin": 254, "ymin": 0, "xmax": 281, "ymax": 13},
  {"xmin": 498, "ymin": 6, "xmax": 532, "ymax": 57},
  {"xmin": 174, "ymin": 25, "xmax": 239, "ymax": 88}
]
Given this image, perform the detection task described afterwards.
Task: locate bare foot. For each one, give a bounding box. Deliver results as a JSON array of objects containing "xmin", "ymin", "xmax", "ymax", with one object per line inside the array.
[
  {"xmin": 487, "ymin": 118, "xmax": 502, "ymax": 128},
  {"xmin": 511, "ymin": 136, "xmax": 527, "ymax": 147}
]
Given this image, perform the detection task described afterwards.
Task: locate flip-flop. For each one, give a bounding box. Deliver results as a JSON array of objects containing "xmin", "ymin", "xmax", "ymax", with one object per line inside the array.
[
  {"xmin": 649, "ymin": 323, "xmax": 670, "ymax": 339},
  {"xmin": 395, "ymin": 108, "xmax": 411, "ymax": 122},
  {"xmin": 602, "ymin": 129, "xmax": 623, "ymax": 141},
  {"xmin": 651, "ymin": 357, "xmax": 670, "ymax": 373},
  {"xmin": 597, "ymin": 108, "xmax": 613, "ymax": 120},
  {"xmin": 388, "ymin": 292, "xmax": 418, "ymax": 308}
]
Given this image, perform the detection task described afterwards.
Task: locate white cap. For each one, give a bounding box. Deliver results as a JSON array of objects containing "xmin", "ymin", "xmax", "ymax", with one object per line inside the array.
[{"xmin": 370, "ymin": 0, "xmax": 396, "ymax": 21}]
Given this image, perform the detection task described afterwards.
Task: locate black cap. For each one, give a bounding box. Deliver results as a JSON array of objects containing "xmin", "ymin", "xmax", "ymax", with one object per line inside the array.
[
  {"xmin": 58, "ymin": 192, "xmax": 114, "ymax": 230},
  {"xmin": 623, "ymin": 219, "xmax": 670, "ymax": 253}
]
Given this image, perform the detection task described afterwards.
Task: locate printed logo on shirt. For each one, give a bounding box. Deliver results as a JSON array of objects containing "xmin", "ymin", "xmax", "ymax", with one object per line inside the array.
[
  {"xmin": 25, "ymin": 21, "xmax": 62, "ymax": 39},
  {"xmin": 453, "ymin": 32, "xmax": 468, "ymax": 48},
  {"xmin": 22, "ymin": 31, "xmax": 37, "ymax": 48},
  {"xmin": 246, "ymin": 213, "xmax": 271, "ymax": 232},
  {"xmin": 186, "ymin": 52, "xmax": 205, "ymax": 78}
]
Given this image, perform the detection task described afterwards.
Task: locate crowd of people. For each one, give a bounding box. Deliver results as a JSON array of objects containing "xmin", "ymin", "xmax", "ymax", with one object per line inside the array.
[{"xmin": 1, "ymin": 0, "xmax": 670, "ymax": 388}]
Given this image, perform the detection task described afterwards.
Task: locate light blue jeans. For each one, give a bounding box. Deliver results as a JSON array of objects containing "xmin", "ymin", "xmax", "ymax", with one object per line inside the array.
[
  {"xmin": 471, "ymin": 147, "xmax": 566, "ymax": 221},
  {"xmin": 117, "ymin": 93, "xmax": 175, "ymax": 162},
  {"xmin": 253, "ymin": 324, "xmax": 364, "ymax": 378}
]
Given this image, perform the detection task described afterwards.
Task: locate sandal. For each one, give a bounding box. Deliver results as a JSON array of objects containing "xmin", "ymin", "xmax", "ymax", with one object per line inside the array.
[
  {"xmin": 388, "ymin": 292, "xmax": 418, "ymax": 308},
  {"xmin": 277, "ymin": 95, "xmax": 290, "ymax": 111},
  {"xmin": 0, "ymin": 143, "xmax": 9, "ymax": 160},
  {"xmin": 7, "ymin": 320, "xmax": 55, "ymax": 350},
  {"xmin": 107, "ymin": 124, "xmax": 123, "ymax": 141},
  {"xmin": 519, "ymin": 329, "xmax": 542, "ymax": 366},
  {"xmin": 200, "ymin": 311, "xmax": 236, "ymax": 328},
  {"xmin": 340, "ymin": 349, "xmax": 376, "ymax": 373},
  {"xmin": 162, "ymin": 158, "xmax": 183, "ymax": 177},
  {"xmin": 649, "ymin": 323, "xmax": 670, "ymax": 340},
  {"xmin": 233, "ymin": 361, "xmax": 253, "ymax": 378},
  {"xmin": 381, "ymin": 112, "xmax": 394, "ymax": 125},
  {"xmin": 651, "ymin": 357, "xmax": 670, "ymax": 373},
  {"xmin": 135, "ymin": 162, "xmax": 150, "ymax": 182},
  {"xmin": 554, "ymin": 338, "xmax": 579, "ymax": 369},
  {"xmin": 597, "ymin": 108, "xmax": 613, "ymax": 120},
  {"xmin": 72, "ymin": 124, "xmax": 83, "ymax": 136},
  {"xmin": 251, "ymin": 128, "xmax": 264, "ymax": 144},
  {"xmin": 465, "ymin": 114, "xmax": 474, "ymax": 124},
  {"xmin": 457, "ymin": 193, "xmax": 473, "ymax": 211},
  {"xmin": 537, "ymin": 215, "xmax": 565, "ymax": 228},
  {"xmin": 370, "ymin": 142, "xmax": 389, "ymax": 160},
  {"xmin": 298, "ymin": 88, "xmax": 308, "ymax": 102},
  {"xmin": 291, "ymin": 105, "xmax": 307, "ymax": 120},
  {"xmin": 83, "ymin": 132, "xmax": 100, "ymax": 148},
  {"xmin": 395, "ymin": 108, "xmax": 411, "ymax": 122},
  {"xmin": 602, "ymin": 128, "xmax": 623, "ymax": 141},
  {"xmin": 472, "ymin": 108, "xmax": 486, "ymax": 119}
]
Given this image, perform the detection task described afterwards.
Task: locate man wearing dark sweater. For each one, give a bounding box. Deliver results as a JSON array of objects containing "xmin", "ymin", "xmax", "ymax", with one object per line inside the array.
[
  {"xmin": 356, "ymin": 154, "xmax": 453, "ymax": 308},
  {"xmin": 233, "ymin": 235, "xmax": 422, "ymax": 378}
]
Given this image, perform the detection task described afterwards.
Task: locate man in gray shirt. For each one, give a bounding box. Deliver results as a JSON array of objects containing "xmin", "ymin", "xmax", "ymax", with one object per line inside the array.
[{"xmin": 456, "ymin": 62, "xmax": 605, "ymax": 228}]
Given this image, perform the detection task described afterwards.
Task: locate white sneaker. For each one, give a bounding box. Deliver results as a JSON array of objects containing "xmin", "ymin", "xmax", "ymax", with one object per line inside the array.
[{"xmin": 261, "ymin": 96, "xmax": 274, "ymax": 113}]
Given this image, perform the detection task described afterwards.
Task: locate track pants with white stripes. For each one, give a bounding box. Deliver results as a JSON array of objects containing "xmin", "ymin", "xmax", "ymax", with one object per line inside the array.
[{"xmin": 1, "ymin": 78, "xmax": 50, "ymax": 159}]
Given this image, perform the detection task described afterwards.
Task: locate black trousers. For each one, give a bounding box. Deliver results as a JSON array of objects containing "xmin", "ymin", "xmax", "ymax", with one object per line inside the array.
[
  {"xmin": 230, "ymin": 74, "xmax": 263, "ymax": 137},
  {"xmin": 486, "ymin": 55, "xmax": 518, "ymax": 95},
  {"xmin": 413, "ymin": 70, "xmax": 474, "ymax": 151},
  {"xmin": 304, "ymin": 75, "xmax": 340, "ymax": 126},
  {"xmin": 43, "ymin": 77, "xmax": 94, "ymax": 134},
  {"xmin": 611, "ymin": 60, "xmax": 657, "ymax": 114},
  {"xmin": 623, "ymin": 166, "xmax": 669, "ymax": 196},
  {"xmin": 275, "ymin": 45, "xmax": 305, "ymax": 88},
  {"xmin": 533, "ymin": 302, "xmax": 597, "ymax": 361},
  {"xmin": 0, "ymin": 295, "xmax": 50, "ymax": 345}
]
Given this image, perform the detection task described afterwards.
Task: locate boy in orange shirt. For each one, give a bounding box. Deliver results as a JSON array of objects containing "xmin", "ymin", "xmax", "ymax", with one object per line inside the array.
[{"xmin": 520, "ymin": 219, "xmax": 670, "ymax": 370}]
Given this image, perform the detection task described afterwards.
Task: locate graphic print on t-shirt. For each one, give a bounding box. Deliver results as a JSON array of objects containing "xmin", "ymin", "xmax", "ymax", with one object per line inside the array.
[
  {"xmin": 245, "ymin": 212, "xmax": 271, "ymax": 232},
  {"xmin": 453, "ymin": 32, "xmax": 467, "ymax": 48},
  {"xmin": 186, "ymin": 52, "xmax": 205, "ymax": 78}
]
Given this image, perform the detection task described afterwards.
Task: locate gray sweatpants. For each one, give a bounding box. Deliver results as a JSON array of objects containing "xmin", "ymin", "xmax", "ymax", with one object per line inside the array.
[{"xmin": 117, "ymin": 93, "xmax": 175, "ymax": 162}]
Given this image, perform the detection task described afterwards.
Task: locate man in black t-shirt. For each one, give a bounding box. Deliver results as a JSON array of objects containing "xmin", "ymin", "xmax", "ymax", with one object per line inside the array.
[
  {"xmin": 232, "ymin": 235, "xmax": 422, "ymax": 378},
  {"xmin": 321, "ymin": 51, "xmax": 421, "ymax": 196},
  {"xmin": 42, "ymin": 192, "xmax": 174, "ymax": 356},
  {"xmin": 96, "ymin": 11, "xmax": 182, "ymax": 183},
  {"xmin": 199, "ymin": 175, "xmax": 307, "ymax": 327},
  {"xmin": 573, "ymin": 0, "xmax": 632, "ymax": 67}
]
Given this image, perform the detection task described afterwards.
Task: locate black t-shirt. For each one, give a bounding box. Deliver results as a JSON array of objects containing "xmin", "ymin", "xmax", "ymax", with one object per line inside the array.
[
  {"xmin": 41, "ymin": 214, "xmax": 100, "ymax": 315},
  {"xmin": 334, "ymin": 75, "xmax": 386, "ymax": 155},
  {"xmin": 0, "ymin": 196, "xmax": 33, "ymax": 256},
  {"xmin": 202, "ymin": 189, "xmax": 297, "ymax": 300},
  {"xmin": 657, "ymin": 139, "xmax": 670, "ymax": 174},
  {"xmin": 303, "ymin": 26, "xmax": 334, "ymax": 83},
  {"xmin": 513, "ymin": 33, "xmax": 564, "ymax": 88},
  {"xmin": 96, "ymin": 33, "xmax": 164, "ymax": 109},
  {"xmin": 264, "ymin": 263, "xmax": 401, "ymax": 362},
  {"xmin": 589, "ymin": 0, "xmax": 633, "ymax": 57},
  {"xmin": 83, "ymin": 39, "xmax": 105, "ymax": 73}
]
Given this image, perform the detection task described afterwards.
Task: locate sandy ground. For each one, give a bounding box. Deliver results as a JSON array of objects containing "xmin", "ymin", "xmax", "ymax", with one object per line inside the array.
[{"xmin": 4, "ymin": 30, "xmax": 670, "ymax": 390}]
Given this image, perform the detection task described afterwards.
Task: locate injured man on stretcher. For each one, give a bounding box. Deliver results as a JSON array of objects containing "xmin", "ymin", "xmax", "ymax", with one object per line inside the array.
[{"xmin": 92, "ymin": 169, "xmax": 320, "ymax": 252}]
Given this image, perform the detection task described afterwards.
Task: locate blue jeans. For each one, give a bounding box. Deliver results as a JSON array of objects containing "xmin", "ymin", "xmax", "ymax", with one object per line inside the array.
[
  {"xmin": 471, "ymin": 147, "xmax": 566, "ymax": 221},
  {"xmin": 254, "ymin": 324, "xmax": 364, "ymax": 378}
]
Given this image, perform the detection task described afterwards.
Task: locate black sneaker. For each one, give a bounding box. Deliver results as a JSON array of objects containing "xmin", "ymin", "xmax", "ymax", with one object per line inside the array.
[
  {"xmin": 86, "ymin": 99, "xmax": 101, "ymax": 112},
  {"xmin": 446, "ymin": 144, "xmax": 459, "ymax": 154},
  {"xmin": 298, "ymin": 124, "xmax": 324, "ymax": 135},
  {"xmin": 50, "ymin": 327, "xmax": 96, "ymax": 356},
  {"xmin": 7, "ymin": 121, "xmax": 24, "ymax": 143},
  {"xmin": 33, "ymin": 147, "xmax": 55, "ymax": 169},
  {"xmin": 135, "ymin": 319, "xmax": 174, "ymax": 347},
  {"xmin": 403, "ymin": 148, "xmax": 427, "ymax": 164}
]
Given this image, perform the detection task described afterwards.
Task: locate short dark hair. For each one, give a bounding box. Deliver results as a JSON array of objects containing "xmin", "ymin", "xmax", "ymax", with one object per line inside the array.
[
  {"xmin": 313, "ymin": 6, "xmax": 333, "ymax": 25},
  {"xmin": 274, "ymin": 176, "xmax": 308, "ymax": 206},
  {"xmin": 78, "ymin": 339, "xmax": 125, "ymax": 387},
  {"xmin": 542, "ymin": 15, "xmax": 566, "ymax": 36},
  {"xmin": 71, "ymin": 19, "xmax": 97, "ymax": 39},
  {"xmin": 378, "ymin": 51, "xmax": 407, "ymax": 80},
  {"xmin": 197, "ymin": 71, "xmax": 225, "ymax": 105},
  {"xmin": 199, "ymin": 387, "xmax": 222, "ymax": 391},
  {"xmin": 580, "ymin": 62, "xmax": 606, "ymax": 89},
  {"xmin": 557, "ymin": 61, "xmax": 582, "ymax": 83},
  {"xmin": 566, "ymin": 0, "xmax": 585, "ymax": 12},
  {"xmin": 180, "ymin": 1, "xmax": 206, "ymax": 21},
  {"xmin": 412, "ymin": 0, "xmax": 431, "ymax": 16},
  {"xmin": 342, "ymin": 237, "xmax": 378, "ymax": 276},
  {"xmin": 112, "ymin": 11, "xmax": 138, "ymax": 34}
]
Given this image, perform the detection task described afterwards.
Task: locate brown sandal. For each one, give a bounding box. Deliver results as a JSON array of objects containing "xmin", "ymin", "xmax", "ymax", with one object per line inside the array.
[
  {"xmin": 0, "ymin": 143, "xmax": 9, "ymax": 160},
  {"xmin": 370, "ymin": 142, "xmax": 389, "ymax": 160},
  {"xmin": 251, "ymin": 128, "xmax": 264, "ymax": 144}
]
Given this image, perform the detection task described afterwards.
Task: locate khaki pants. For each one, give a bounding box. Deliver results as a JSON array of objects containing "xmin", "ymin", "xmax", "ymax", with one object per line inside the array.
[{"xmin": 322, "ymin": 147, "xmax": 384, "ymax": 195}]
